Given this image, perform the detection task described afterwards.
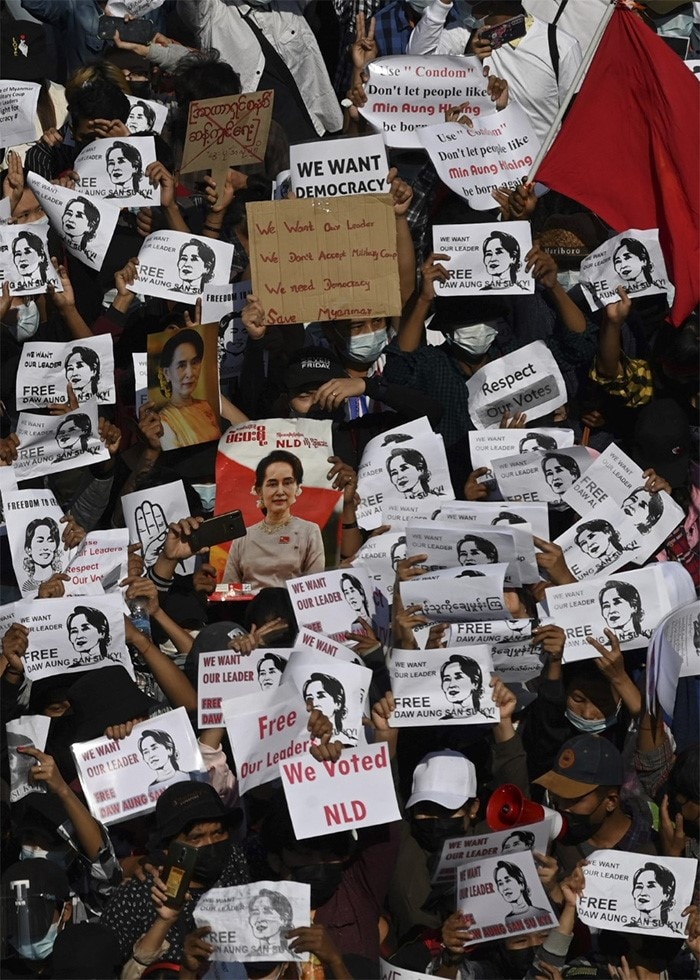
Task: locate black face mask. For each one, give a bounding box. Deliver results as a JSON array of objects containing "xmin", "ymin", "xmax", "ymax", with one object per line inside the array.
[
  {"xmin": 193, "ymin": 839, "xmax": 232, "ymax": 888},
  {"xmin": 410, "ymin": 817, "xmax": 464, "ymax": 853},
  {"xmin": 129, "ymin": 81, "xmax": 153, "ymax": 100},
  {"xmin": 559, "ymin": 810, "xmax": 603, "ymax": 845},
  {"xmin": 291, "ymin": 863, "xmax": 343, "ymax": 908},
  {"xmin": 503, "ymin": 944, "xmax": 538, "ymax": 975}
]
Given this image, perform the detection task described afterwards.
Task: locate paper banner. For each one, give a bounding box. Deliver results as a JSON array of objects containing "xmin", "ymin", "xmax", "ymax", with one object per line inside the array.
[
  {"xmin": 0, "ymin": 221, "xmax": 62, "ymax": 296},
  {"xmin": 432, "ymin": 820, "xmax": 551, "ymax": 886},
  {"xmin": 579, "ymin": 229, "xmax": 673, "ymax": 311},
  {"xmin": 202, "ymin": 280, "xmax": 251, "ymax": 380},
  {"xmin": 246, "ymin": 194, "xmax": 401, "ymax": 323},
  {"xmin": 3, "ymin": 488, "xmax": 79, "ymax": 598},
  {"xmin": 17, "ymin": 334, "xmax": 115, "ymax": 409},
  {"xmin": 290, "ymin": 134, "xmax": 388, "ymax": 198},
  {"xmin": 400, "ymin": 564, "xmax": 509, "ymax": 623},
  {"xmin": 0, "ymin": 80, "xmax": 40, "ymax": 147},
  {"xmin": 646, "ymin": 599, "xmax": 700, "ymax": 718},
  {"xmin": 294, "ymin": 628, "xmax": 363, "ymax": 665},
  {"xmin": 74, "ymin": 136, "xmax": 161, "ymax": 208},
  {"xmin": 469, "ymin": 427, "xmax": 575, "ymax": 473},
  {"xmin": 198, "ymin": 648, "xmax": 292, "ymax": 728},
  {"xmin": 491, "ymin": 446, "xmax": 594, "ymax": 504},
  {"xmin": 6, "ymin": 715, "xmax": 50, "ymax": 804},
  {"xmin": 126, "ymin": 95, "xmax": 168, "ymax": 136},
  {"xmin": 122, "ymin": 480, "xmax": 196, "ymax": 573},
  {"xmin": 64, "ymin": 528, "xmax": 129, "ymax": 596},
  {"xmin": 287, "ymin": 567, "xmax": 375, "ymax": 642},
  {"xmin": 133, "ymin": 352, "xmax": 148, "ymax": 414},
  {"xmin": 436, "ymin": 500, "xmax": 550, "ymax": 543},
  {"xmin": 14, "ymin": 400, "xmax": 108, "ymax": 481},
  {"xmin": 406, "ymin": 520, "xmax": 536, "ymax": 587},
  {"xmin": 134, "ymin": 230, "xmax": 234, "ymax": 303},
  {"xmin": 433, "ymin": 221, "xmax": 534, "ymax": 296},
  {"xmin": 389, "ymin": 646, "xmax": 498, "ymax": 726}
]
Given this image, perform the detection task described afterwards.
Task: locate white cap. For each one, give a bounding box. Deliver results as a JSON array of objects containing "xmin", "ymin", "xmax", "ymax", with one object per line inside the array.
[{"xmin": 406, "ymin": 750, "xmax": 477, "ymax": 811}]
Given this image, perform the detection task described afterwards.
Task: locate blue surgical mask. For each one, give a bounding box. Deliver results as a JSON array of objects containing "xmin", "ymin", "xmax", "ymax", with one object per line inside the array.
[
  {"xmin": 16, "ymin": 921, "xmax": 59, "ymax": 961},
  {"xmin": 346, "ymin": 328, "xmax": 388, "ymax": 363},
  {"xmin": 565, "ymin": 706, "xmax": 619, "ymax": 734},
  {"xmin": 193, "ymin": 483, "xmax": 216, "ymax": 513}
]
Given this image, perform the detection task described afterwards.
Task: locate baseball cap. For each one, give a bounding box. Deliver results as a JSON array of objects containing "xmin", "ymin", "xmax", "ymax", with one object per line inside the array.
[
  {"xmin": 630, "ymin": 399, "xmax": 690, "ymax": 489},
  {"xmin": 406, "ymin": 750, "xmax": 477, "ymax": 811},
  {"xmin": 155, "ymin": 781, "xmax": 228, "ymax": 843},
  {"xmin": 534, "ymin": 735, "xmax": 624, "ymax": 798},
  {"xmin": 283, "ymin": 347, "xmax": 346, "ymax": 396}
]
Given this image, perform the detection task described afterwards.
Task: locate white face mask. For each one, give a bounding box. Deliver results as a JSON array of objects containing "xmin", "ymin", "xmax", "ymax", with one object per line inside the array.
[
  {"xmin": 449, "ymin": 321, "xmax": 500, "ymax": 357},
  {"xmin": 14, "ymin": 300, "xmax": 40, "ymax": 340},
  {"xmin": 193, "ymin": 484, "xmax": 216, "ymax": 513},
  {"xmin": 557, "ymin": 269, "xmax": 581, "ymax": 292},
  {"xmin": 346, "ymin": 327, "xmax": 388, "ymax": 363}
]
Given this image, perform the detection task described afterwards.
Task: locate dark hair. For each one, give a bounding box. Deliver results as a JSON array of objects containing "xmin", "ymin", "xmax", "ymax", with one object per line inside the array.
[
  {"xmin": 257, "ymin": 652, "xmax": 287, "ymax": 677},
  {"xmin": 502, "ymin": 830, "xmax": 536, "ymax": 850},
  {"xmin": 69, "ymin": 79, "xmax": 130, "ymax": 129},
  {"xmin": 128, "ymin": 99, "xmax": 157, "ymax": 131},
  {"xmin": 138, "ymin": 729, "xmax": 179, "ymax": 769},
  {"xmin": 249, "ymin": 887, "xmax": 294, "ymax": 928},
  {"xmin": 12, "ymin": 230, "xmax": 49, "ymax": 281},
  {"xmin": 170, "ymin": 51, "xmax": 241, "ymax": 152},
  {"xmin": 63, "ymin": 196, "xmax": 100, "ymax": 243},
  {"xmin": 613, "ymin": 237, "xmax": 653, "ymax": 285},
  {"xmin": 66, "ymin": 605, "xmax": 111, "ymax": 656},
  {"xmin": 440, "ymin": 654, "xmax": 484, "ymax": 710},
  {"xmin": 386, "ymin": 447, "xmax": 432, "ymax": 494},
  {"xmin": 491, "ymin": 511, "xmax": 528, "ymax": 526},
  {"xmin": 159, "ymin": 328, "xmax": 205, "ymax": 375},
  {"xmin": 632, "ymin": 862, "xmax": 676, "ymax": 924},
  {"xmin": 542, "ymin": 452, "xmax": 581, "ymax": 483},
  {"xmin": 390, "ymin": 535, "xmax": 407, "ymax": 570},
  {"xmin": 622, "ymin": 487, "xmax": 664, "ymax": 532},
  {"xmin": 254, "ymin": 450, "xmax": 304, "ymax": 489},
  {"xmin": 340, "ymin": 573, "xmax": 369, "ymax": 616},
  {"xmin": 245, "ymin": 587, "xmax": 297, "ymax": 646},
  {"xmin": 64, "ymin": 345, "xmax": 101, "ymax": 395},
  {"xmin": 457, "ymin": 533, "xmax": 499, "ymax": 564},
  {"xmin": 302, "ymin": 672, "xmax": 347, "ymax": 732},
  {"xmin": 519, "ymin": 433, "xmax": 557, "ymax": 452},
  {"xmin": 177, "ymin": 239, "xmax": 217, "ymax": 286},
  {"xmin": 23, "ymin": 517, "xmax": 63, "ymax": 578},
  {"xmin": 667, "ymin": 743, "xmax": 699, "ymax": 805},
  {"xmin": 482, "ymin": 231, "xmax": 521, "ymax": 283},
  {"xmin": 494, "ymin": 860, "xmax": 532, "ymax": 904},
  {"xmin": 598, "ymin": 580, "xmax": 644, "ymax": 634},
  {"xmin": 106, "ymin": 140, "xmax": 144, "ymax": 190},
  {"xmin": 56, "ymin": 413, "xmax": 92, "ymax": 450},
  {"xmin": 575, "ymin": 519, "xmax": 623, "ymax": 553}
]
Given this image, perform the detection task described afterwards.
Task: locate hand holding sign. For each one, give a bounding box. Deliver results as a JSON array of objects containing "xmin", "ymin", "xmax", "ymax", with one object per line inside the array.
[{"xmin": 18, "ymin": 746, "xmax": 66, "ymax": 795}]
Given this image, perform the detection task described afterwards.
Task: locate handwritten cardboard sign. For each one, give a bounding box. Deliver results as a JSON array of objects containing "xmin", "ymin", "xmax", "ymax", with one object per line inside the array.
[
  {"xmin": 247, "ymin": 195, "xmax": 401, "ymax": 324},
  {"xmin": 280, "ymin": 741, "xmax": 399, "ymax": 839},
  {"xmin": 290, "ymin": 134, "xmax": 389, "ymax": 198}
]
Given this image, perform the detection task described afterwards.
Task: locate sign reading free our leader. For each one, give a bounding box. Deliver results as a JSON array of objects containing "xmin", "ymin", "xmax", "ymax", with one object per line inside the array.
[{"xmin": 466, "ymin": 341, "xmax": 567, "ymax": 428}]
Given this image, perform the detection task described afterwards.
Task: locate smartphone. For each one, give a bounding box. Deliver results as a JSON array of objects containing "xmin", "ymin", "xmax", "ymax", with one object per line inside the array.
[
  {"xmin": 160, "ymin": 841, "xmax": 198, "ymax": 909},
  {"xmin": 480, "ymin": 14, "xmax": 526, "ymax": 50},
  {"xmin": 98, "ymin": 15, "xmax": 155, "ymax": 44},
  {"xmin": 188, "ymin": 510, "xmax": 246, "ymax": 552}
]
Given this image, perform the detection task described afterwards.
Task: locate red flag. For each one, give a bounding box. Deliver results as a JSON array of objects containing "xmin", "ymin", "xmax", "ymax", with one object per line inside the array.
[{"xmin": 535, "ymin": 7, "xmax": 699, "ymax": 326}]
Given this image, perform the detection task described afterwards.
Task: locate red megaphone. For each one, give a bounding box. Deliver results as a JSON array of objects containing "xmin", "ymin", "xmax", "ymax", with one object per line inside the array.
[{"xmin": 486, "ymin": 784, "xmax": 566, "ymax": 840}]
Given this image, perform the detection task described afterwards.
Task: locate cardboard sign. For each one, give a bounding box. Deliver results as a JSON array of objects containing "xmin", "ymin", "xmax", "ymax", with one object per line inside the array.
[
  {"xmin": 246, "ymin": 195, "xmax": 401, "ymax": 323},
  {"xmin": 65, "ymin": 528, "xmax": 129, "ymax": 596},
  {"xmin": 469, "ymin": 428, "xmax": 575, "ymax": 474},
  {"xmin": 432, "ymin": 821, "xmax": 551, "ymax": 886},
  {"xmin": 287, "ymin": 567, "xmax": 375, "ymax": 642},
  {"xmin": 198, "ymin": 648, "xmax": 292, "ymax": 728},
  {"xmin": 222, "ymin": 684, "xmax": 311, "ymax": 794},
  {"xmin": 134, "ymin": 230, "xmax": 234, "ymax": 303},
  {"xmin": 466, "ymin": 342, "xmax": 567, "ymax": 429},
  {"xmin": 194, "ymin": 882, "xmax": 310, "ymax": 962},
  {"xmin": 126, "ymin": 95, "xmax": 168, "ymax": 136},
  {"xmin": 436, "ymin": 500, "xmax": 550, "ymax": 543},
  {"xmin": 202, "ymin": 280, "xmax": 251, "ymax": 380},
  {"xmin": 491, "ymin": 447, "xmax": 594, "ymax": 505},
  {"xmin": 180, "ymin": 91, "xmax": 274, "ymax": 192},
  {"xmin": 579, "ymin": 851, "xmax": 697, "ymax": 938},
  {"xmin": 400, "ymin": 564, "xmax": 509, "ymax": 623},
  {"xmin": 579, "ymin": 229, "xmax": 672, "ymax": 311},
  {"xmin": 0, "ymin": 80, "xmax": 40, "ymax": 147},
  {"xmin": 72, "ymin": 707, "xmax": 206, "ymax": 825},
  {"xmin": 27, "ymin": 173, "xmax": 119, "ymax": 273},
  {"xmin": 418, "ymin": 103, "xmax": 541, "ymax": 209},
  {"xmin": 14, "ymin": 400, "xmax": 108, "ymax": 481},
  {"xmin": 356, "ymin": 416, "xmax": 454, "ymax": 530},
  {"xmin": 146, "ymin": 323, "xmax": 221, "ymax": 450},
  {"xmin": 456, "ymin": 850, "xmax": 557, "ymax": 941},
  {"xmin": 359, "ymin": 56, "xmax": 491, "ymax": 149},
  {"xmin": 281, "ymin": 741, "xmax": 399, "ymax": 839},
  {"xmin": 74, "ymin": 136, "xmax": 160, "ymax": 208},
  {"xmin": 290, "ymin": 134, "xmax": 389, "ymax": 198},
  {"xmin": 6, "ymin": 715, "xmax": 50, "ymax": 804},
  {"xmin": 122, "ymin": 480, "xmax": 196, "ymax": 573},
  {"xmin": 12, "ymin": 594, "xmax": 131, "ymax": 681},
  {"xmin": 4, "ymin": 488, "xmax": 79, "ymax": 598},
  {"xmin": 548, "ymin": 563, "xmax": 696, "ymax": 659},
  {"xmin": 17, "ymin": 335, "xmax": 115, "ymax": 409},
  {"xmin": 433, "ymin": 221, "xmax": 534, "ymax": 295},
  {"xmin": 389, "ymin": 646, "xmax": 498, "ymax": 726},
  {"xmin": 0, "ymin": 221, "xmax": 62, "ymax": 296},
  {"xmin": 283, "ymin": 651, "xmax": 371, "ymax": 747}
]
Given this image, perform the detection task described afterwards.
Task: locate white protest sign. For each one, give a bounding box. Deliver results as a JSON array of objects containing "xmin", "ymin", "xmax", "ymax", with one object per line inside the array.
[
  {"xmin": 389, "ymin": 647, "xmax": 498, "ymax": 726},
  {"xmin": 72, "ymin": 707, "xmax": 206, "ymax": 825},
  {"xmin": 659, "ymin": 599, "xmax": 700, "ymax": 679},
  {"xmin": 6, "ymin": 715, "xmax": 50, "ymax": 804},
  {"xmin": 14, "ymin": 400, "xmax": 108, "ymax": 481},
  {"xmin": 0, "ymin": 197, "xmax": 11, "ymax": 224},
  {"xmin": 280, "ymin": 741, "xmax": 399, "ymax": 839},
  {"xmin": 3, "ymin": 488, "xmax": 78, "ymax": 598},
  {"xmin": 134, "ymin": 230, "xmax": 234, "ymax": 303},
  {"xmin": 548, "ymin": 563, "xmax": 696, "ymax": 659},
  {"xmin": 492, "ymin": 447, "xmax": 594, "ymax": 504},
  {"xmin": 122, "ymin": 480, "xmax": 195, "ymax": 572},
  {"xmin": 287, "ymin": 567, "xmax": 375, "ymax": 642},
  {"xmin": 65, "ymin": 528, "xmax": 129, "ymax": 596},
  {"xmin": 406, "ymin": 520, "xmax": 537, "ymax": 586},
  {"xmin": 133, "ymin": 352, "xmax": 148, "ymax": 413},
  {"xmin": 222, "ymin": 684, "xmax": 311, "ymax": 794},
  {"xmin": 401, "ymin": 564, "xmax": 509, "ymax": 622},
  {"xmin": 359, "ymin": 56, "xmax": 491, "ymax": 149},
  {"xmin": 202, "ymin": 280, "xmax": 251, "ymax": 380},
  {"xmin": 469, "ymin": 428, "xmax": 575, "ymax": 474},
  {"xmin": 418, "ymin": 103, "xmax": 540, "ymax": 209},
  {"xmin": 0, "ymin": 467, "xmax": 18, "ymax": 524},
  {"xmin": 432, "ymin": 821, "xmax": 551, "ymax": 886},
  {"xmin": 12, "ymin": 594, "xmax": 131, "ymax": 681},
  {"xmin": 456, "ymin": 850, "xmax": 557, "ymax": 941},
  {"xmin": 108, "ymin": 0, "xmax": 164, "ymax": 13},
  {"xmin": 437, "ymin": 500, "xmax": 550, "ymax": 543},
  {"xmin": 284, "ymin": 652, "xmax": 371, "ymax": 747},
  {"xmin": 433, "ymin": 221, "xmax": 534, "ymax": 296},
  {"xmin": 194, "ymin": 882, "xmax": 310, "ymax": 962},
  {"xmin": 294, "ymin": 628, "xmax": 363, "ymax": 665},
  {"xmin": 0, "ymin": 81, "xmax": 40, "ymax": 147},
  {"xmin": 27, "ymin": 173, "xmax": 119, "ymax": 273},
  {"xmin": 17, "ymin": 335, "xmax": 115, "ymax": 409},
  {"xmin": 290, "ymin": 134, "xmax": 388, "ymax": 198},
  {"xmin": 355, "ymin": 529, "xmax": 407, "ymax": 603},
  {"xmin": 380, "ymin": 961, "xmax": 431, "ymax": 980},
  {"xmin": 579, "ymin": 229, "xmax": 672, "ymax": 311},
  {"xmin": 74, "ymin": 136, "xmax": 161, "ymax": 208},
  {"xmin": 447, "ymin": 619, "xmax": 538, "ymax": 645},
  {"xmin": 579, "ymin": 851, "xmax": 697, "ymax": 938},
  {"xmin": 645, "ymin": 600, "xmax": 700, "ymax": 720},
  {"xmin": 198, "ymin": 647, "xmax": 292, "ymax": 728},
  {"xmin": 126, "ymin": 96, "xmax": 168, "ymax": 136},
  {"xmin": 356, "ymin": 416, "xmax": 453, "ymax": 530},
  {"xmin": 466, "ymin": 342, "xmax": 567, "ymax": 429},
  {"xmin": 0, "ymin": 222, "xmax": 62, "ymax": 296},
  {"xmin": 490, "ymin": 636, "xmax": 546, "ymax": 683}
]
